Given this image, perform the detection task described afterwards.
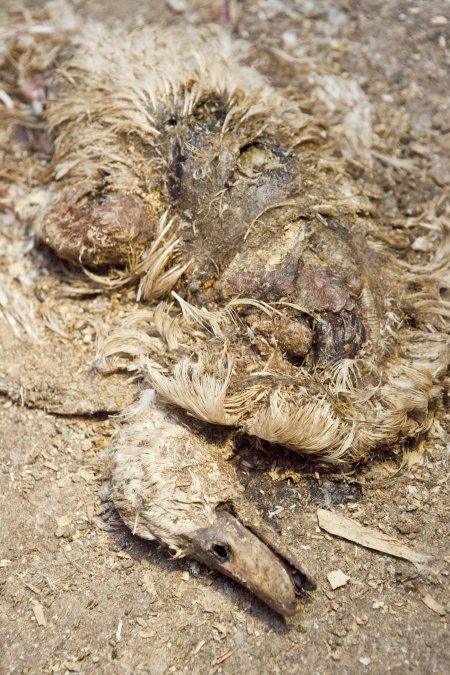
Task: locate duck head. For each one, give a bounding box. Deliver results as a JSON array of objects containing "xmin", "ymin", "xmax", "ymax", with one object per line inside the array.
[{"xmin": 111, "ymin": 394, "xmax": 314, "ymax": 617}]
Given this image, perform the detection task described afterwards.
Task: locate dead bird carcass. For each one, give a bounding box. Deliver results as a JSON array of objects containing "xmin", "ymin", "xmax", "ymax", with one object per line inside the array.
[{"xmin": 1, "ymin": 9, "xmax": 448, "ymax": 616}]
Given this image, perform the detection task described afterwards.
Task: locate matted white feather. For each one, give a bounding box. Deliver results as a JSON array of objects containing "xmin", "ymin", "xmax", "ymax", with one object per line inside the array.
[
  {"xmin": 245, "ymin": 390, "xmax": 354, "ymax": 462},
  {"xmin": 111, "ymin": 395, "xmax": 240, "ymax": 552},
  {"xmin": 144, "ymin": 357, "xmax": 241, "ymax": 426}
]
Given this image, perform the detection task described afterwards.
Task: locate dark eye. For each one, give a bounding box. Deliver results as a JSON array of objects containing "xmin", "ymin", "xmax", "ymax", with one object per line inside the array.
[
  {"xmin": 193, "ymin": 97, "xmax": 226, "ymax": 131},
  {"xmin": 164, "ymin": 115, "xmax": 178, "ymax": 127},
  {"xmin": 210, "ymin": 542, "xmax": 231, "ymax": 563}
]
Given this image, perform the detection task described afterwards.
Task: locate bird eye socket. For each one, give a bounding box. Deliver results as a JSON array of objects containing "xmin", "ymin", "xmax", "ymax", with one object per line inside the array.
[
  {"xmin": 210, "ymin": 542, "xmax": 231, "ymax": 563},
  {"xmin": 164, "ymin": 115, "xmax": 178, "ymax": 127},
  {"xmin": 193, "ymin": 97, "xmax": 226, "ymax": 131}
]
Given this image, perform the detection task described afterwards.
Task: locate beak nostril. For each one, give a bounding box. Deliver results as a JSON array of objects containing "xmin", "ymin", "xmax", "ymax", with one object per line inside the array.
[{"xmin": 210, "ymin": 542, "xmax": 231, "ymax": 563}]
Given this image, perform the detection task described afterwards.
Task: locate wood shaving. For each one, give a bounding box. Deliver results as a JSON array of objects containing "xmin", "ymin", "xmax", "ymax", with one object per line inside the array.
[
  {"xmin": 327, "ymin": 569, "xmax": 350, "ymax": 590},
  {"xmin": 317, "ymin": 509, "xmax": 431, "ymax": 565},
  {"xmin": 32, "ymin": 601, "xmax": 47, "ymax": 627},
  {"xmin": 418, "ymin": 591, "xmax": 447, "ymax": 616}
]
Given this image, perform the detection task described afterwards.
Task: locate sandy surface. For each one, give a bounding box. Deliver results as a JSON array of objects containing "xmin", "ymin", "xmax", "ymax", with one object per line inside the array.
[{"xmin": 1, "ymin": 1, "xmax": 449, "ymax": 673}]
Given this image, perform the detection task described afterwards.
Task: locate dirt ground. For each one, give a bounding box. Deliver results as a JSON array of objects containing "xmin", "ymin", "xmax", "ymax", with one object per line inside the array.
[{"xmin": 1, "ymin": 1, "xmax": 449, "ymax": 673}]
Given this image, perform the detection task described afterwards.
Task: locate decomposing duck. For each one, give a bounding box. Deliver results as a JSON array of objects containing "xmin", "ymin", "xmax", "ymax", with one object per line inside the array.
[{"xmin": 1, "ymin": 6, "xmax": 448, "ymax": 615}]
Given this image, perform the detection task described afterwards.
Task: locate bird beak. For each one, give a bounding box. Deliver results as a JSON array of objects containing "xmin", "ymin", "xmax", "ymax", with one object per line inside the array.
[{"xmin": 183, "ymin": 509, "xmax": 313, "ymax": 617}]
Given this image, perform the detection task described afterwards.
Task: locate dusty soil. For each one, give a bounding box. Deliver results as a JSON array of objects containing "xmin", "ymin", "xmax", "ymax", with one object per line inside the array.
[{"xmin": 1, "ymin": 1, "xmax": 449, "ymax": 674}]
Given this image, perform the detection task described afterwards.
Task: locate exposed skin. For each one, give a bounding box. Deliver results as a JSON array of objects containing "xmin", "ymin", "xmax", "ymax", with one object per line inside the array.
[
  {"xmin": 113, "ymin": 101, "xmax": 383, "ymax": 363},
  {"xmin": 40, "ymin": 192, "xmax": 156, "ymax": 267}
]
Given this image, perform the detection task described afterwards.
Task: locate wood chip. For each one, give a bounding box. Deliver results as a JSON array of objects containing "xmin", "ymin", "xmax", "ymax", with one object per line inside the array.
[
  {"xmin": 192, "ymin": 639, "xmax": 206, "ymax": 655},
  {"xmin": 136, "ymin": 617, "xmax": 148, "ymax": 629},
  {"xmin": 166, "ymin": 0, "xmax": 188, "ymax": 13},
  {"xmin": 56, "ymin": 515, "xmax": 72, "ymax": 528},
  {"xmin": 25, "ymin": 583, "xmax": 41, "ymax": 595},
  {"xmin": 0, "ymin": 89, "xmax": 14, "ymax": 109},
  {"xmin": 419, "ymin": 591, "xmax": 447, "ymax": 616},
  {"xmin": 327, "ymin": 569, "xmax": 350, "ymax": 590},
  {"xmin": 212, "ymin": 622, "xmax": 227, "ymax": 637},
  {"xmin": 43, "ymin": 461, "xmax": 59, "ymax": 471},
  {"xmin": 143, "ymin": 572, "xmax": 157, "ymax": 600},
  {"xmin": 404, "ymin": 450, "xmax": 424, "ymax": 468},
  {"xmin": 317, "ymin": 509, "xmax": 430, "ymax": 565},
  {"xmin": 430, "ymin": 15, "xmax": 447, "ymax": 26},
  {"xmin": 79, "ymin": 470, "xmax": 96, "ymax": 482},
  {"xmin": 32, "ymin": 601, "xmax": 47, "ymax": 627},
  {"xmin": 213, "ymin": 649, "xmax": 234, "ymax": 665},
  {"xmin": 138, "ymin": 630, "xmax": 156, "ymax": 639}
]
